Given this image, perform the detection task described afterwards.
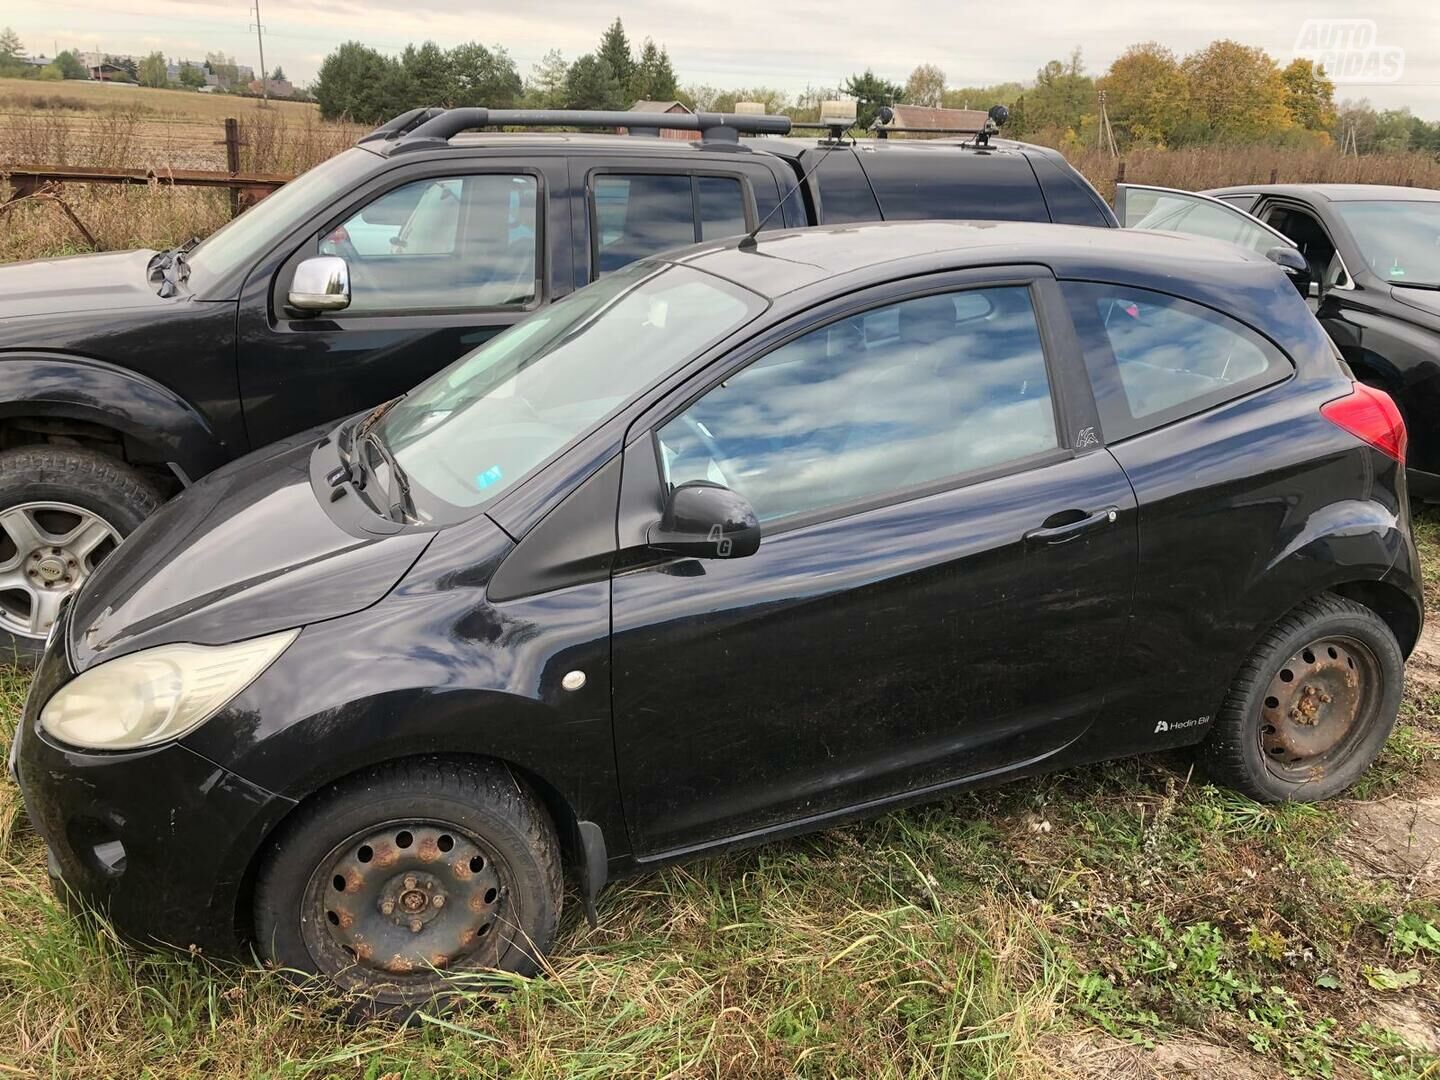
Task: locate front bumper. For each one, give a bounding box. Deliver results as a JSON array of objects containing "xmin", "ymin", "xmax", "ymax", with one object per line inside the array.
[{"xmin": 10, "ymin": 624, "xmax": 296, "ymax": 957}]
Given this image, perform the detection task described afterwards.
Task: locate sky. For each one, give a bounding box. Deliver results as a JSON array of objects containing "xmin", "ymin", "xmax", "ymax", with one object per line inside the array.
[{"xmin": 6, "ymin": 0, "xmax": 1440, "ymax": 119}]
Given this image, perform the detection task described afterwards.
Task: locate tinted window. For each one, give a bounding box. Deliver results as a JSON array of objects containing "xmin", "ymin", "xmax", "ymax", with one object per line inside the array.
[
  {"xmin": 1332, "ymin": 200, "xmax": 1440, "ymax": 288},
  {"xmin": 859, "ymin": 150, "xmax": 1050, "ymax": 222},
  {"xmin": 592, "ymin": 174, "xmax": 747, "ymax": 274},
  {"xmin": 807, "ymin": 149, "xmax": 881, "ymax": 224},
  {"xmin": 319, "ymin": 173, "xmax": 538, "ymax": 314},
  {"xmin": 1063, "ymin": 282, "xmax": 1290, "ymax": 440},
  {"xmin": 1028, "ymin": 154, "xmax": 1112, "ymax": 227},
  {"xmin": 657, "ymin": 286, "xmax": 1058, "ymax": 523}
]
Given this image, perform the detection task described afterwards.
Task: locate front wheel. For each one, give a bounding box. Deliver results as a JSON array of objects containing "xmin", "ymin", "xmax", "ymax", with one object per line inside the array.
[
  {"xmin": 1199, "ymin": 594, "xmax": 1404, "ymax": 802},
  {"xmin": 0, "ymin": 446, "xmax": 163, "ymax": 664},
  {"xmin": 253, "ymin": 758, "xmax": 563, "ymax": 1019}
]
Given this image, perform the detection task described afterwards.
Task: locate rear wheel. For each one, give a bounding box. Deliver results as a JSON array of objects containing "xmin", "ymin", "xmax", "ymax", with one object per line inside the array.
[
  {"xmin": 1199, "ymin": 594, "xmax": 1403, "ymax": 802},
  {"xmin": 0, "ymin": 446, "xmax": 162, "ymax": 664},
  {"xmin": 253, "ymin": 758, "xmax": 563, "ymax": 1020}
]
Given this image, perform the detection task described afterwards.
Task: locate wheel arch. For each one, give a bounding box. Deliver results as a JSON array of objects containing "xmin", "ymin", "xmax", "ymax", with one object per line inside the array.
[
  {"xmin": 231, "ymin": 751, "xmax": 594, "ymax": 945},
  {"xmin": 0, "ymin": 352, "xmax": 231, "ymax": 484}
]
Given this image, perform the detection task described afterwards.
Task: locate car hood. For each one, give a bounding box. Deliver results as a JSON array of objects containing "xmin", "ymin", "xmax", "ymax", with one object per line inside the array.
[
  {"xmin": 67, "ymin": 430, "xmax": 435, "ymax": 670},
  {"xmin": 0, "ymin": 249, "xmax": 176, "ymax": 319},
  {"xmin": 1390, "ymin": 286, "xmax": 1440, "ymax": 325}
]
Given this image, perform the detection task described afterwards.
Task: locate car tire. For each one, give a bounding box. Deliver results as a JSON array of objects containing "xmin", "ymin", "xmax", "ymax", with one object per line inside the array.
[
  {"xmin": 0, "ymin": 445, "xmax": 163, "ymax": 666},
  {"xmin": 253, "ymin": 756, "xmax": 563, "ymax": 1020},
  {"xmin": 1199, "ymin": 593, "xmax": 1403, "ymax": 803}
]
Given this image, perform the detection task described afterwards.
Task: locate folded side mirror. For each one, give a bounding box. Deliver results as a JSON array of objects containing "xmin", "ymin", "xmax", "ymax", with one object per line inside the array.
[
  {"xmin": 648, "ymin": 480, "xmax": 761, "ymax": 560},
  {"xmin": 287, "ymin": 256, "xmax": 351, "ymax": 313},
  {"xmin": 1266, "ymin": 246, "xmax": 1312, "ymax": 299}
]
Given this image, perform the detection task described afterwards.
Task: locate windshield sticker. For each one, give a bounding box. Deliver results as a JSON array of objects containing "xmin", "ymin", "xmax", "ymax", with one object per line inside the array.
[{"xmin": 475, "ymin": 466, "xmax": 504, "ymax": 490}]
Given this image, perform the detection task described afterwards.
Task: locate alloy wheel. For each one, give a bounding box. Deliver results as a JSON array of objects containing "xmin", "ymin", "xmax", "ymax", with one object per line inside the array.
[{"xmin": 0, "ymin": 502, "xmax": 121, "ymax": 640}]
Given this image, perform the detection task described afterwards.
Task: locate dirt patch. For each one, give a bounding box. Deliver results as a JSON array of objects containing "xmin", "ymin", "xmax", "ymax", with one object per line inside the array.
[
  {"xmin": 1406, "ymin": 619, "xmax": 1440, "ymax": 695},
  {"xmin": 1038, "ymin": 1033, "xmax": 1284, "ymax": 1079},
  {"xmin": 1339, "ymin": 796, "xmax": 1440, "ymax": 896},
  {"xmin": 1368, "ymin": 998, "xmax": 1440, "ymax": 1054}
]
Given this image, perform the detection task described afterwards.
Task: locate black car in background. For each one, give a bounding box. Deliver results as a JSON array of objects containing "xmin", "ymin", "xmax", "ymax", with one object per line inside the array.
[
  {"xmin": 0, "ymin": 105, "xmax": 1114, "ymax": 659},
  {"xmin": 13, "ymin": 222, "xmax": 1420, "ymax": 1016},
  {"xmin": 1201, "ymin": 185, "xmax": 1440, "ymax": 498}
]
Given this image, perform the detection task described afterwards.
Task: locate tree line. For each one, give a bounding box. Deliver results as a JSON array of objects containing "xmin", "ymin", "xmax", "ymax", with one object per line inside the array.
[{"xmin": 314, "ymin": 18, "xmax": 677, "ymax": 124}]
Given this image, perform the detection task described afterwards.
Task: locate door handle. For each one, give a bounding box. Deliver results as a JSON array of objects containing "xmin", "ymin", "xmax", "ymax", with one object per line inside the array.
[{"xmin": 1024, "ymin": 506, "xmax": 1119, "ymax": 546}]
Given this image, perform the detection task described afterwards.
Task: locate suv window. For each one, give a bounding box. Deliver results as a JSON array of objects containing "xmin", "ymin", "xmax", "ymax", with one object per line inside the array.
[
  {"xmin": 859, "ymin": 151, "xmax": 1050, "ymax": 222},
  {"xmin": 591, "ymin": 174, "xmax": 748, "ymax": 274},
  {"xmin": 1063, "ymin": 282, "xmax": 1290, "ymax": 440},
  {"xmin": 656, "ymin": 286, "xmax": 1059, "ymax": 523},
  {"xmin": 320, "ymin": 173, "xmax": 539, "ymax": 315}
]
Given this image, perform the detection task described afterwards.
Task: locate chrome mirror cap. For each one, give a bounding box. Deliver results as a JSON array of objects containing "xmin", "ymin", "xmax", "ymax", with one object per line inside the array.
[{"xmin": 288, "ymin": 256, "xmax": 351, "ymax": 312}]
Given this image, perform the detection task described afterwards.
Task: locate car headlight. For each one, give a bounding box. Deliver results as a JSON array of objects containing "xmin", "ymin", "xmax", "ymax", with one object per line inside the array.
[{"xmin": 39, "ymin": 630, "xmax": 299, "ymax": 751}]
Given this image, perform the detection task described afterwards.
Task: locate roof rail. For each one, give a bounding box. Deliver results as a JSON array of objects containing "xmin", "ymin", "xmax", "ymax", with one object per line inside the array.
[
  {"xmin": 357, "ymin": 107, "xmax": 447, "ymax": 144},
  {"xmin": 365, "ymin": 107, "xmax": 791, "ymax": 154}
]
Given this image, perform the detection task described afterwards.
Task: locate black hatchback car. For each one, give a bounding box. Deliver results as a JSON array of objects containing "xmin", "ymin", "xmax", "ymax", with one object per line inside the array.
[{"xmin": 11, "ymin": 221, "xmax": 1422, "ymax": 1015}]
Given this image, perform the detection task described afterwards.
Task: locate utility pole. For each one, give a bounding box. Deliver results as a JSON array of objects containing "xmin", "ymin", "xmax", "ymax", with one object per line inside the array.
[
  {"xmin": 249, "ymin": 0, "xmax": 268, "ymax": 105},
  {"xmin": 1097, "ymin": 89, "xmax": 1118, "ymax": 157}
]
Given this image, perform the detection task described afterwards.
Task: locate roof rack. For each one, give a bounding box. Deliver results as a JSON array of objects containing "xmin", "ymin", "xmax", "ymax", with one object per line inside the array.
[{"xmin": 361, "ymin": 107, "xmax": 792, "ymax": 155}]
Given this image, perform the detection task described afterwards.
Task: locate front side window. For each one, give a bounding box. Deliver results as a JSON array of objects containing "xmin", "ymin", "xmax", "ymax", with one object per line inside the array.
[
  {"xmin": 592, "ymin": 174, "xmax": 748, "ymax": 274},
  {"xmin": 656, "ymin": 286, "xmax": 1059, "ymax": 524},
  {"xmin": 374, "ymin": 262, "xmax": 765, "ymax": 522},
  {"xmin": 1125, "ymin": 189, "xmax": 1285, "ymax": 257},
  {"xmin": 1063, "ymin": 282, "xmax": 1290, "ymax": 440},
  {"xmin": 318, "ymin": 173, "xmax": 539, "ymax": 314},
  {"xmin": 1332, "ymin": 200, "xmax": 1440, "ymax": 288}
]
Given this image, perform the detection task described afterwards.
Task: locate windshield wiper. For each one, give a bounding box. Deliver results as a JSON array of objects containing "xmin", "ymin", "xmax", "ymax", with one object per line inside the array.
[
  {"xmin": 1391, "ymin": 281, "xmax": 1440, "ymax": 291},
  {"xmin": 360, "ymin": 428, "xmax": 415, "ymax": 523},
  {"xmin": 354, "ymin": 393, "xmax": 406, "ymax": 443}
]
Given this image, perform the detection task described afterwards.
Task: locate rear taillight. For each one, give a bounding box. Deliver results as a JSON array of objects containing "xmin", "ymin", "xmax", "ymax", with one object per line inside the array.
[{"xmin": 1321, "ymin": 382, "xmax": 1407, "ymax": 462}]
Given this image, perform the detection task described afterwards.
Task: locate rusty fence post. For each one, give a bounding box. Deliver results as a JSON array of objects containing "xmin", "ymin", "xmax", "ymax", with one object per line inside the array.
[
  {"xmin": 223, "ymin": 118, "xmax": 241, "ymax": 216},
  {"xmin": 1269, "ymin": 167, "xmax": 1279, "ymax": 184}
]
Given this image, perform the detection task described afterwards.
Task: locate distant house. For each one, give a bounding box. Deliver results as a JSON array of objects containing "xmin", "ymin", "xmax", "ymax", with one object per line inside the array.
[
  {"xmin": 247, "ymin": 77, "xmax": 295, "ymax": 98},
  {"xmin": 622, "ymin": 100, "xmax": 698, "ymax": 141},
  {"xmin": 22, "ymin": 55, "xmax": 52, "ymax": 70},
  {"xmin": 879, "ymin": 105, "xmax": 989, "ymax": 135},
  {"xmin": 86, "ymin": 62, "xmax": 130, "ymax": 82}
]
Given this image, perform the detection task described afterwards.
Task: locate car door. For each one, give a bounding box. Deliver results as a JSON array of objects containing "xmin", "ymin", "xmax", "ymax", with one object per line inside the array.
[
  {"xmin": 235, "ymin": 157, "xmax": 568, "ymax": 449},
  {"xmin": 1116, "ymin": 184, "xmax": 1298, "ymax": 258},
  {"xmin": 609, "ymin": 270, "xmax": 1139, "ymax": 858},
  {"xmin": 1252, "ymin": 199, "xmax": 1356, "ymax": 311}
]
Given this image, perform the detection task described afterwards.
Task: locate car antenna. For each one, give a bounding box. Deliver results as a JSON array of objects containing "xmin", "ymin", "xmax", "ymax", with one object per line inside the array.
[{"xmin": 738, "ymin": 101, "xmax": 861, "ymax": 250}]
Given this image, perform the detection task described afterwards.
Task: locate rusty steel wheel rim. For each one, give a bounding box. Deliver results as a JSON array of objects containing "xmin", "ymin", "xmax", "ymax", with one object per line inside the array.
[
  {"xmin": 1258, "ymin": 635, "xmax": 1381, "ymax": 782},
  {"xmin": 304, "ymin": 819, "xmax": 512, "ymax": 993}
]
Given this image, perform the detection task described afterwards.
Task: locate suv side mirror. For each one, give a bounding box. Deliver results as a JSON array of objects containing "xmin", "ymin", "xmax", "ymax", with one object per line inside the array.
[
  {"xmin": 648, "ymin": 480, "xmax": 761, "ymax": 560},
  {"xmin": 1266, "ymin": 246, "xmax": 1312, "ymax": 298},
  {"xmin": 288, "ymin": 256, "xmax": 351, "ymax": 313}
]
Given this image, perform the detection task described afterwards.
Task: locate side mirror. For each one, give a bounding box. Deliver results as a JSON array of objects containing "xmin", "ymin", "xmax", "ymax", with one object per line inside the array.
[
  {"xmin": 648, "ymin": 480, "xmax": 761, "ymax": 560},
  {"xmin": 1266, "ymin": 246, "xmax": 1311, "ymax": 298},
  {"xmin": 287, "ymin": 256, "xmax": 351, "ymax": 313}
]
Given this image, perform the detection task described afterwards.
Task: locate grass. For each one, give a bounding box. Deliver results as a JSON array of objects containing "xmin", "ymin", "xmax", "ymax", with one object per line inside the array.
[
  {"xmin": 3, "ymin": 525, "xmax": 1440, "ymax": 1078},
  {"xmin": 0, "ymin": 77, "xmax": 321, "ymax": 121}
]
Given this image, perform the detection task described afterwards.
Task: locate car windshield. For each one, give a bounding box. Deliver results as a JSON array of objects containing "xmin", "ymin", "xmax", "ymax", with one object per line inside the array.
[
  {"xmin": 1333, "ymin": 200, "xmax": 1440, "ymax": 288},
  {"xmin": 186, "ymin": 148, "xmax": 380, "ymax": 291},
  {"xmin": 373, "ymin": 261, "xmax": 766, "ymax": 522}
]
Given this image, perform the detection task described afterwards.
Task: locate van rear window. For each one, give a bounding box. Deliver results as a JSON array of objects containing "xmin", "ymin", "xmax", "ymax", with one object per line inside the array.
[{"xmin": 858, "ymin": 149, "xmax": 1050, "ymax": 222}]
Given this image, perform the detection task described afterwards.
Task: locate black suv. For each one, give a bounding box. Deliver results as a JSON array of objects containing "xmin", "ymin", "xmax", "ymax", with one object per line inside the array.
[
  {"xmin": 0, "ymin": 106, "xmax": 1114, "ymax": 658},
  {"xmin": 1201, "ymin": 185, "xmax": 1440, "ymax": 497},
  {"xmin": 13, "ymin": 222, "xmax": 1421, "ymax": 1016}
]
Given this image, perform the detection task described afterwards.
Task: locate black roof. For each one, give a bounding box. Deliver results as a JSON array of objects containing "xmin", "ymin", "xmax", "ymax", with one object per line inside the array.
[
  {"xmin": 1206, "ymin": 183, "xmax": 1440, "ymax": 203},
  {"xmin": 662, "ymin": 220, "xmax": 1271, "ymax": 300}
]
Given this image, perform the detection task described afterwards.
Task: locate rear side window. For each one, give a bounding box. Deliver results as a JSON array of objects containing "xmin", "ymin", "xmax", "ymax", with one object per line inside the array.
[
  {"xmin": 858, "ymin": 150, "xmax": 1050, "ymax": 222},
  {"xmin": 1063, "ymin": 282, "xmax": 1291, "ymax": 440},
  {"xmin": 807, "ymin": 149, "xmax": 881, "ymax": 224},
  {"xmin": 591, "ymin": 174, "xmax": 748, "ymax": 274},
  {"xmin": 1027, "ymin": 154, "xmax": 1113, "ymax": 227}
]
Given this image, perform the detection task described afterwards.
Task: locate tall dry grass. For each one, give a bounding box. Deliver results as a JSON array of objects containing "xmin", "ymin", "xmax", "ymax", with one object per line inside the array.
[{"xmin": 1068, "ymin": 145, "xmax": 1440, "ymax": 202}]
